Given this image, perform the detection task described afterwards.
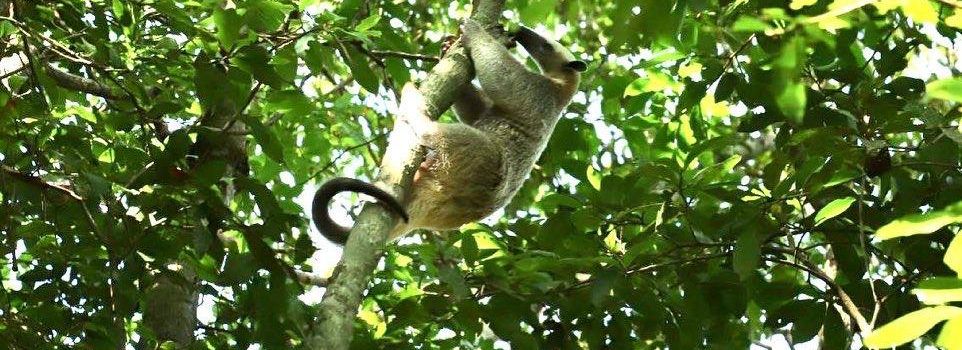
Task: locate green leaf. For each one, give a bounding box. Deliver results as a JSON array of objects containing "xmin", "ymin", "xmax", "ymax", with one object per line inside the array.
[
  {"xmin": 684, "ymin": 135, "xmax": 739, "ymax": 167},
  {"xmin": 337, "ymin": 0, "xmax": 364, "ymax": 17},
  {"xmin": 245, "ymin": 0, "xmax": 293, "ymax": 32},
  {"xmin": 638, "ymin": 49, "xmax": 686, "ymax": 69},
  {"xmin": 355, "ymin": 14, "xmax": 380, "ymax": 32},
  {"xmin": 591, "ymin": 269, "xmax": 617, "ymax": 307},
  {"xmin": 82, "ymin": 172, "xmax": 112, "ymax": 198},
  {"xmin": 111, "ymin": 0, "xmax": 125, "ymax": 19},
  {"xmin": 344, "ymin": 46, "xmax": 379, "ymax": 93},
  {"xmin": 624, "ymin": 77, "xmax": 647, "ymax": 97},
  {"xmin": 677, "ymin": 81, "xmax": 707, "ymax": 112},
  {"xmin": 775, "ymin": 35, "xmax": 808, "ymax": 124},
  {"xmin": 221, "ymin": 253, "xmax": 257, "ymax": 284},
  {"xmin": 928, "ymin": 78, "xmax": 962, "ymax": 103},
  {"xmin": 538, "ymin": 193, "xmax": 583, "ymax": 212},
  {"xmin": 876, "ymin": 201, "xmax": 962, "ymax": 240},
  {"xmin": 737, "ymin": 112, "xmax": 782, "ymax": 132},
  {"xmin": 814, "ymin": 197, "xmax": 855, "ymax": 227},
  {"xmin": 864, "ymin": 306, "xmax": 962, "ymax": 348},
  {"xmin": 460, "ymin": 232, "xmax": 479, "ymax": 265},
  {"xmin": 437, "ymin": 264, "xmax": 470, "ymax": 301},
  {"xmin": 237, "ymin": 45, "xmax": 286, "ymax": 88},
  {"xmin": 212, "ymin": 8, "xmax": 243, "ymax": 46},
  {"xmin": 241, "ymin": 115, "xmax": 285, "ymax": 165},
  {"xmin": 947, "ymin": 233, "xmax": 962, "ymax": 275},
  {"xmin": 266, "ymin": 90, "xmax": 314, "ymax": 118},
  {"xmin": 776, "ymin": 82, "xmax": 806, "ymax": 124},
  {"xmin": 520, "ymin": 0, "xmax": 558, "ymax": 25},
  {"xmin": 937, "ymin": 316, "xmax": 962, "ymax": 350},
  {"xmin": 731, "ymin": 16, "xmax": 770, "ymax": 32},
  {"xmin": 733, "ymin": 231, "xmax": 760, "ymax": 280},
  {"xmin": 193, "ymin": 56, "xmax": 229, "ymax": 110},
  {"xmin": 0, "ymin": 19, "xmax": 16, "ymax": 37},
  {"xmin": 715, "ymin": 73, "xmax": 737, "ymax": 101},
  {"xmin": 822, "ymin": 307, "xmax": 850, "ymax": 349},
  {"xmin": 191, "ymin": 159, "xmax": 228, "ymax": 186}
]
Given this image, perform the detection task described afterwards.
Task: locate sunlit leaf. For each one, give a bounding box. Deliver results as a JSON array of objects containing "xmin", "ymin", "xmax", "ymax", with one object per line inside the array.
[
  {"xmin": 678, "ymin": 62, "xmax": 702, "ymax": 79},
  {"xmin": 947, "ymin": 10, "xmax": 962, "ymax": 29},
  {"xmin": 946, "ymin": 233, "xmax": 962, "ymax": 275},
  {"xmin": 927, "ymin": 79, "xmax": 962, "ymax": 103},
  {"xmin": 625, "ymin": 73, "xmax": 675, "ymax": 96},
  {"xmin": 357, "ymin": 308, "xmax": 386, "ymax": 338},
  {"xmin": 938, "ymin": 316, "xmax": 962, "ymax": 350},
  {"xmin": 901, "ymin": 0, "xmax": 938, "ymax": 24},
  {"xmin": 913, "ymin": 277, "xmax": 962, "ymax": 304},
  {"xmin": 699, "ymin": 94, "xmax": 730, "ymax": 118},
  {"xmin": 876, "ymin": 201, "xmax": 962, "ymax": 240},
  {"xmin": 864, "ymin": 306, "xmax": 962, "ymax": 348},
  {"xmin": 817, "ymin": 16, "xmax": 850, "ymax": 31},
  {"xmin": 873, "ymin": 0, "xmax": 902, "ymax": 13},
  {"xmin": 814, "ymin": 197, "xmax": 856, "ymax": 227},
  {"xmin": 587, "ymin": 165, "xmax": 602, "ymax": 190},
  {"xmin": 790, "ymin": 0, "xmax": 817, "ymax": 10}
]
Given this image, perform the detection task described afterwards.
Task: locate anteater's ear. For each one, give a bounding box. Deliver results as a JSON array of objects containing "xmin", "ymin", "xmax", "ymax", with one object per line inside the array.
[{"xmin": 566, "ymin": 60, "xmax": 587, "ymax": 72}]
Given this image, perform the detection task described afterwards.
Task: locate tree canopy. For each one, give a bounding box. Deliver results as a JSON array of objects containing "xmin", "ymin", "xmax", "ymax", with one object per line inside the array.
[{"xmin": 2, "ymin": 0, "xmax": 962, "ymax": 349}]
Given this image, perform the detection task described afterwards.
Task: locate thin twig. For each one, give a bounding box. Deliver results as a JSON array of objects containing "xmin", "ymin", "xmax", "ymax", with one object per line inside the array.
[
  {"xmin": 369, "ymin": 49, "xmax": 439, "ymax": 62},
  {"xmin": 17, "ymin": 23, "xmax": 48, "ymax": 111},
  {"xmin": 0, "ymin": 15, "xmax": 96, "ymax": 66},
  {"xmin": 856, "ymin": 177, "xmax": 881, "ymax": 327},
  {"xmin": 0, "ymin": 62, "xmax": 27, "ymax": 81},
  {"xmin": 297, "ymin": 136, "xmax": 385, "ymax": 188}
]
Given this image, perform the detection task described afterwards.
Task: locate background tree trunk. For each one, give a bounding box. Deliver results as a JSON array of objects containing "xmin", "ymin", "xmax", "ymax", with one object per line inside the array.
[{"xmin": 142, "ymin": 98, "xmax": 249, "ymax": 348}]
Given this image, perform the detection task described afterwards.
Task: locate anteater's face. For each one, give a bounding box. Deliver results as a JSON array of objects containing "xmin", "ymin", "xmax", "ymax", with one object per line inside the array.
[{"xmin": 514, "ymin": 26, "xmax": 587, "ymax": 74}]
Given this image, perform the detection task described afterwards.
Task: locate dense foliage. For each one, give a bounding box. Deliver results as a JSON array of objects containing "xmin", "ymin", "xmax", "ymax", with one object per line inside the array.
[{"xmin": 2, "ymin": 0, "xmax": 962, "ymax": 348}]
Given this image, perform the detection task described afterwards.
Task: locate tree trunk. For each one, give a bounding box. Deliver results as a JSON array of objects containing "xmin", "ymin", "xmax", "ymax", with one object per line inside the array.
[{"xmin": 142, "ymin": 95, "xmax": 249, "ymax": 349}]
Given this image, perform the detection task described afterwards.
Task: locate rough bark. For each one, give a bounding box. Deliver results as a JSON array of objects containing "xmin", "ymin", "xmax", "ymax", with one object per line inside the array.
[
  {"xmin": 44, "ymin": 63, "xmax": 121, "ymax": 100},
  {"xmin": 303, "ymin": 1, "xmax": 506, "ymax": 349},
  {"xmin": 143, "ymin": 267, "xmax": 199, "ymax": 348}
]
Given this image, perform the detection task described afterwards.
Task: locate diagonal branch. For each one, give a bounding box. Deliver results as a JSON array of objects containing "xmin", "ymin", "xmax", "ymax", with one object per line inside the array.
[
  {"xmin": 0, "ymin": 165, "xmax": 82, "ymax": 201},
  {"xmin": 369, "ymin": 49, "xmax": 439, "ymax": 62},
  {"xmin": 44, "ymin": 63, "xmax": 122, "ymax": 100},
  {"xmin": 304, "ymin": 1, "xmax": 506, "ymax": 348},
  {"xmin": 765, "ymin": 251, "xmax": 871, "ymax": 334}
]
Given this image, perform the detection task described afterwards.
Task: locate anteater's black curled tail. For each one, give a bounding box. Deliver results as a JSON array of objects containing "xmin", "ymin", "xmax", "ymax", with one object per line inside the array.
[{"xmin": 312, "ymin": 177, "xmax": 409, "ymax": 245}]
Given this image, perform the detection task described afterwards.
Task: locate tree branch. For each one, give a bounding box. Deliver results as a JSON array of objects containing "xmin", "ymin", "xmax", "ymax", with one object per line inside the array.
[
  {"xmin": 0, "ymin": 165, "xmax": 82, "ymax": 201},
  {"xmin": 369, "ymin": 49, "xmax": 439, "ymax": 62},
  {"xmin": 765, "ymin": 253, "xmax": 871, "ymax": 334},
  {"xmin": 295, "ymin": 270, "xmax": 329, "ymax": 287},
  {"xmin": 304, "ymin": 1, "xmax": 506, "ymax": 348},
  {"xmin": 44, "ymin": 63, "xmax": 122, "ymax": 100}
]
